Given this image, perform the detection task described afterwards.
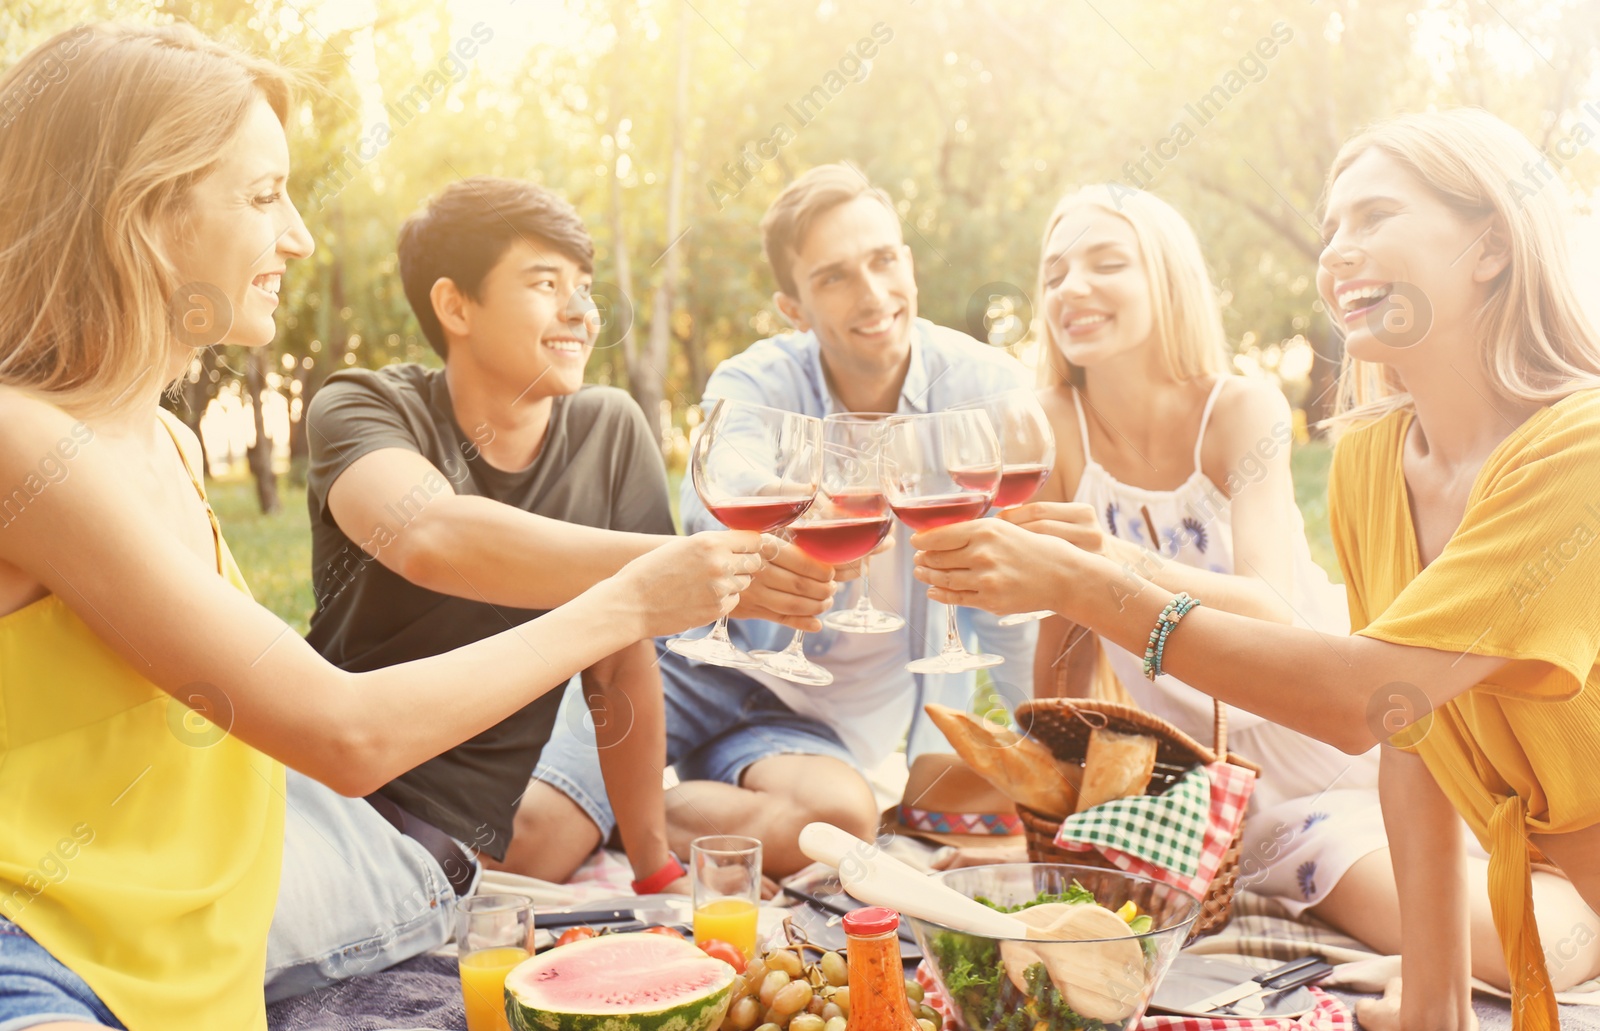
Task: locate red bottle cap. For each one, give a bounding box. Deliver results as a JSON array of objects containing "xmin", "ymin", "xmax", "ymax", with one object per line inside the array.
[{"xmin": 842, "ymin": 906, "xmax": 900, "ymax": 937}]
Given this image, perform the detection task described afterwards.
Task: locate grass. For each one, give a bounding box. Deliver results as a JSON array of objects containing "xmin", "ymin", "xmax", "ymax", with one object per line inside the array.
[{"xmin": 209, "ymin": 442, "xmax": 1338, "ymax": 634}]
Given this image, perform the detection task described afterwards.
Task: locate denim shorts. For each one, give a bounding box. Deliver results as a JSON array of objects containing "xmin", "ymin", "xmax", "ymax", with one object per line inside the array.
[
  {"xmin": 533, "ymin": 645, "xmax": 857, "ymax": 840},
  {"xmin": 0, "ymin": 917, "xmax": 125, "ymax": 1031},
  {"xmin": 265, "ymin": 769, "xmax": 469, "ymax": 1003}
]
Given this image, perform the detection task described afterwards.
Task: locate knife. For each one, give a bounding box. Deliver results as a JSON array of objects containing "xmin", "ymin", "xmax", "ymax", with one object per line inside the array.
[
  {"xmin": 1187, "ymin": 956, "xmax": 1333, "ymax": 1014},
  {"xmin": 537, "ymin": 902, "xmax": 687, "ymax": 929}
]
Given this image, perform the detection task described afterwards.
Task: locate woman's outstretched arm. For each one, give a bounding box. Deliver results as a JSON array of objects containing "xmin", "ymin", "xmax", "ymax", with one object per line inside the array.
[
  {"xmin": 911, "ymin": 518, "xmax": 1505, "ymax": 754},
  {"xmin": 0, "ymin": 392, "xmax": 763, "ymax": 797}
]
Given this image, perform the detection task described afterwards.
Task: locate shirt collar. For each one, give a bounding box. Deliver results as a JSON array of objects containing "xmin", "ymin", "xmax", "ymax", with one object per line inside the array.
[{"xmin": 812, "ymin": 319, "xmax": 931, "ymax": 416}]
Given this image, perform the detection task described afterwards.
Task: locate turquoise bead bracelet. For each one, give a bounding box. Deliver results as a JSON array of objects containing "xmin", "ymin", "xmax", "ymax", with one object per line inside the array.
[{"xmin": 1142, "ymin": 592, "xmax": 1200, "ymax": 680}]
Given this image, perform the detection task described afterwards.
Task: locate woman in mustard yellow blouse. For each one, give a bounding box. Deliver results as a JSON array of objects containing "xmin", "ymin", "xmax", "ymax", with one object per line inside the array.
[
  {"xmin": 0, "ymin": 24, "xmax": 764, "ymax": 1031},
  {"xmin": 914, "ymin": 108, "xmax": 1600, "ymax": 1031}
]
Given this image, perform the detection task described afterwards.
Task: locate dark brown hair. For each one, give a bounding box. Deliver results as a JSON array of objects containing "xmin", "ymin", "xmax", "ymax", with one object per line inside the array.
[
  {"xmin": 759, "ymin": 163, "xmax": 896, "ymax": 297},
  {"xmin": 397, "ymin": 176, "xmax": 593, "ymax": 357}
]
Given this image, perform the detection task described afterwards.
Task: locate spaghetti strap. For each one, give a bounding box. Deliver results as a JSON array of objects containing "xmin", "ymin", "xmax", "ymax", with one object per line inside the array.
[
  {"xmin": 1191, "ymin": 377, "xmax": 1227, "ymax": 472},
  {"xmin": 154, "ymin": 408, "xmax": 225, "ymax": 574},
  {"xmin": 1070, "ymin": 386, "xmax": 1095, "ymax": 463}
]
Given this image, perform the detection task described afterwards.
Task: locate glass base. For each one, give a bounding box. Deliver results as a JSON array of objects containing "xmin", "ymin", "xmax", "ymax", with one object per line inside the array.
[
  {"xmin": 823, "ymin": 606, "xmax": 906, "ymax": 634},
  {"xmin": 666, "ymin": 632, "xmax": 763, "ymax": 669},
  {"xmin": 998, "ymin": 609, "xmax": 1052, "ymax": 626},
  {"xmin": 905, "ymin": 650, "xmax": 1005, "ymax": 675},
  {"xmin": 749, "ymin": 649, "xmax": 835, "ymax": 686}
]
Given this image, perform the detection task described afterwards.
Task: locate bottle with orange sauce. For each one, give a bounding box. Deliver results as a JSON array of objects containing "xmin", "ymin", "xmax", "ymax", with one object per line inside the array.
[{"xmin": 842, "ymin": 907, "xmax": 922, "ymax": 1031}]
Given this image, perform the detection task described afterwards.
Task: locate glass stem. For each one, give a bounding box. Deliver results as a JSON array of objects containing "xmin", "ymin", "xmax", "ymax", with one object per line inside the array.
[
  {"xmin": 707, "ymin": 614, "xmax": 735, "ymax": 644},
  {"xmin": 939, "ymin": 603, "xmax": 970, "ymax": 657},
  {"xmin": 852, "ymin": 569, "xmax": 875, "ymax": 614},
  {"xmin": 782, "ymin": 629, "xmax": 807, "ymax": 655}
]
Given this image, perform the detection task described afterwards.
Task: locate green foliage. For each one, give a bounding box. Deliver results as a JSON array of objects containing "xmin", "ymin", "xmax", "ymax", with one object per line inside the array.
[
  {"xmin": 10, "ymin": 0, "xmax": 1598, "ymax": 452},
  {"xmin": 209, "ymin": 475, "xmax": 316, "ymax": 634}
]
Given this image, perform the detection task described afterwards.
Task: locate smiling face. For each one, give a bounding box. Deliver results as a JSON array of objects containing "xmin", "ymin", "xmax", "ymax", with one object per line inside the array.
[
  {"xmin": 1318, "ymin": 147, "xmax": 1504, "ymax": 363},
  {"xmin": 166, "ymin": 95, "xmax": 314, "ymax": 352},
  {"xmin": 1040, "ymin": 205, "xmax": 1155, "ymax": 371},
  {"xmin": 775, "ymin": 195, "xmax": 917, "ymax": 391},
  {"xmin": 447, "ymin": 239, "xmax": 597, "ymax": 400}
]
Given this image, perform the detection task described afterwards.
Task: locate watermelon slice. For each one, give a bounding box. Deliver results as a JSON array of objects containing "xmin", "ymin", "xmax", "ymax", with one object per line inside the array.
[{"xmin": 505, "ymin": 932, "xmax": 737, "ymax": 1031}]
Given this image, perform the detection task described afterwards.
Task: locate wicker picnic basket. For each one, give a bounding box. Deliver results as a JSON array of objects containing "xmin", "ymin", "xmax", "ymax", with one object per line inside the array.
[{"xmin": 1012, "ymin": 693, "xmax": 1260, "ymax": 941}]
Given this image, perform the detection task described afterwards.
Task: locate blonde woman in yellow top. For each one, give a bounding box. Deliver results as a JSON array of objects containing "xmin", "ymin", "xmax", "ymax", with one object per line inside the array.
[
  {"xmin": 0, "ymin": 24, "xmax": 764, "ymax": 1031},
  {"xmin": 913, "ymin": 108, "xmax": 1600, "ymax": 1031}
]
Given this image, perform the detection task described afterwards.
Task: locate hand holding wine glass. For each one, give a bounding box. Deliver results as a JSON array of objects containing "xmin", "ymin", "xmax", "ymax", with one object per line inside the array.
[
  {"xmin": 880, "ymin": 409, "xmax": 1005, "ymax": 674},
  {"xmin": 950, "ymin": 388, "xmax": 1058, "ymax": 624},
  {"xmin": 667, "ymin": 399, "xmax": 822, "ymax": 669}
]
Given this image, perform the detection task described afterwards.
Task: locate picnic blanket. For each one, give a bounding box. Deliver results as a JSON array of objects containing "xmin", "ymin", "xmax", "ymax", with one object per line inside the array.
[{"xmin": 267, "ymin": 850, "xmax": 1600, "ymax": 1031}]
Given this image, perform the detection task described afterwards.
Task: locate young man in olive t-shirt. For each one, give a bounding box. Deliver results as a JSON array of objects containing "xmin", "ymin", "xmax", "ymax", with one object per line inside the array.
[{"xmin": 265, "ymin": 179, "xmax": 806, "ymax": 999}]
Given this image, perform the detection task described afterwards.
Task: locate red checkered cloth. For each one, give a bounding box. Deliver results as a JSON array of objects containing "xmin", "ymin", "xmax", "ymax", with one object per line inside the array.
[
  {"xmin": 1053, "ymin": 762, "xmax": 1256, "ymax": 901},
  {"xmin": 915, "ymin": 963, "xmax": 1351, "ymax": 1031}
]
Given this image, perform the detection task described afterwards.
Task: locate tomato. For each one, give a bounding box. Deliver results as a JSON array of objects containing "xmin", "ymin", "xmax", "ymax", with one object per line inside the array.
[
  {"xmin": 642, "ymin": 925, "xmax": 686, "ymax": 940},
  {"xmin": 698, "ymin": 938, "xmax": 746, "ymax": 972},
  {"xmin": 555, "ymin": 926, "xmax": 597, "ymax": 947}
]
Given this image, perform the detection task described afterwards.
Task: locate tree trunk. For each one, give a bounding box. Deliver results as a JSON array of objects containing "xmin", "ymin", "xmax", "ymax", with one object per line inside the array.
[
  {"xmin": 246, "ymin": 347, "xmax": 280, "ymax": 514},
  {"xmin": 605, "ymin": 0, "xmax": 640, "ymax": 399},
  {"xmin": 641, "ymin": 0, "xmax": 691, "ymax": 451}
]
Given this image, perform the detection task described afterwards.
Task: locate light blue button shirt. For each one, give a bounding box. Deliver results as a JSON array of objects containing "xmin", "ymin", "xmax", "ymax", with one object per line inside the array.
[{"xmin": 677, "ymin": 317, "xmax": 1038, "ymax": 759}]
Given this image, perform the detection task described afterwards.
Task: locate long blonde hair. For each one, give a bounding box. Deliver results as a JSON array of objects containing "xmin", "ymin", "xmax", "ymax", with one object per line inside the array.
[
  {"xmin": 1036, "ymin": 187, "xmax": 1230, "ymax": 390},
  {"xmin": 1324, "ymin": 108, "xmax": 1600, "ymax": 430},
  {"xmin": 0, "ymin": 23, "xmax": 294, "ymax": 417}
]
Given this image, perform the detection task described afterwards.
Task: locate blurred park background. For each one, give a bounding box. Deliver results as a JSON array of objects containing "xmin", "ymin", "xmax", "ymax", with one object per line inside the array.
[{"xmin": 6, "ymin": 0, "xmax": 1599, "ymax": 629}]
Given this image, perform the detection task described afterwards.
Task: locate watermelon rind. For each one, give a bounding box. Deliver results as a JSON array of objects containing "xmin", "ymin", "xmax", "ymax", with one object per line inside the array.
[{"xmin": 505, "ymin": 932, "xmax": 736, "ymax": 1031}]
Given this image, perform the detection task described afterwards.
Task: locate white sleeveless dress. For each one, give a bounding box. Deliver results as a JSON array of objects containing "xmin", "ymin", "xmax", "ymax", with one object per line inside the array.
[{"xmin": 1069, "ymin": 380, "xmax": 1389, "ymax": 916}]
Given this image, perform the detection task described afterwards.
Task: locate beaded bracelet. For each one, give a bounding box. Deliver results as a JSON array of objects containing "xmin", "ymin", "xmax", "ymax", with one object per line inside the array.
[{"xmin": 1142, "ymin": 592, "xmax": 1201, "ymax": 680}]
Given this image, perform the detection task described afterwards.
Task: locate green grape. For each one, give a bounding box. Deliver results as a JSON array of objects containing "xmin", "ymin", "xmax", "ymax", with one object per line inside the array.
[
  {"xmin": 767, "ymin": 949, "xmax": 804, "ymax": 978},
  {"xmin": 823, "ymin": 1019, "xmax": 846, "ymax": 1031},
  {"xmin": 904, "ymin": 980, "xmax": 925, "ymax": 1003},
  {"xmin": 917, "ymin": 1020, "xmax": 937, "ymax": 1031},
  {"xmin": 769, "ymin": 980, "xmax": 814, "ymax": 1019},
  {"xmin": 831, "ymin": 986, "xmax": 850, "ymax": 1017},
  {"xmin": 758, "ymin": 971, "xmax": 791, "ymax": 1007},
  {"xmin": 789, "ymin": 1015, "xmax": 826, "ymax": 1031},
  {"xmin": 819, "ymin": 951, "xmax": 847, "ymax": 986}
]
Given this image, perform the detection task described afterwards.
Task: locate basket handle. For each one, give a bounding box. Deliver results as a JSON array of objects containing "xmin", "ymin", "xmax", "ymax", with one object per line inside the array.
[{"xmin": 1211, "ymin": 696, "xmax": 1228, "ymax": 763}]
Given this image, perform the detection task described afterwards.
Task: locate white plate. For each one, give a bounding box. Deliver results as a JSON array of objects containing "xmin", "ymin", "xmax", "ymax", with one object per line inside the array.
[{"xmin": 1148, "ymin": 954, "xmax": 1317, "ymax": 1018}]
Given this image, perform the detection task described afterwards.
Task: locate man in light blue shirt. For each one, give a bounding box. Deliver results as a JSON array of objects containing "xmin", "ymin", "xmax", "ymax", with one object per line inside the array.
[{"xmin": 529, "ymin": 164, "xmax": 1035, "ymax": 876}]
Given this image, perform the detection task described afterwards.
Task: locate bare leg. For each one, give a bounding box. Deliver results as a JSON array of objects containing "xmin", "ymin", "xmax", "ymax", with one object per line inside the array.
[
  {"xmin": 664, "ymin": 754, "xmax": 878, "ymax": 877},
  {"xmin": 485, "ymin": 777, "xmax": 603, "ymax": 883},
  {"xmin": 1311, "ymin": 848, "xmax": 1600, "ymax": 991}
]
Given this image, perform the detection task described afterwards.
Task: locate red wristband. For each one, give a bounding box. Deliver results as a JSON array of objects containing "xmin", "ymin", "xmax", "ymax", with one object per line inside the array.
[{"xmin": 630, "ymin": 853, "xmax": 686, "ymax": 896}]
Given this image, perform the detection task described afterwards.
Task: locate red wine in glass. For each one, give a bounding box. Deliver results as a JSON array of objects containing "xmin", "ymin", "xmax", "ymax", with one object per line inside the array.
[
  {"xmin": 950, "ymin": 390, "xmax": 1059, "ymax": 626},
  {"xmin": 890, "ymin": 492, "xmax": 993, "ymax": 532},
  {"xmin": 707, "ymin": 497, "xmax": 815, "ymax": 533},
  {"xmin": 994, "ymin": 462, "xmax": 1052, "ymax": 508},
  {"xmin": 789, "ymin": 515, "xmax": 893, "ymax": 565},
  {"xmin": 827, "ymin": 489, "xmax": 887, "ymax": 518}
]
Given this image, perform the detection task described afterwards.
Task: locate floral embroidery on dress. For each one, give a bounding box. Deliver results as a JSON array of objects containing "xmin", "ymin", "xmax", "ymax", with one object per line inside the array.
[
  {"xmin": 1302, "ymin": 812, "xmax": 1330, "ymax": 832},
  {"xmin": 1297, "ymin": 860, "xmax": 1318, "ymax": 900},
  {"xmin": 1181, "ymin": 516, "xmax": 1209, "ymax": 554},
  {"xmin": 1105, "ymin": 501, "xmax": 1119, "ymax": 535}
]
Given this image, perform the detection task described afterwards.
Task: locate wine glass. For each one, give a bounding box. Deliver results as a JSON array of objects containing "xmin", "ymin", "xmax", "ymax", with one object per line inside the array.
[
  {"xmin": 752, "ymin": 433, "xmax": 897, "ymax": 684},
  {"xmin": 666, "ymin": 399, "xmax": 822, "ymax": 668},
  {"xmin": 951, "ymin": 389, "xmax": 1057, "ymax": 625},
  {"xmin": 819, "ymin": 413, "xmax": 905, "ymax": 635},
  {"xmin": 880, "ymin": 409, "xmax": 1004, "ymax": 674}
]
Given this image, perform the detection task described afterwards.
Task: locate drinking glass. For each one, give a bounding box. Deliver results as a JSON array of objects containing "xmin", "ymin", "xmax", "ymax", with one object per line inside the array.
[
  {"xmin": 753, "ymin": 432, "xmax": 896, "ymax": 683},
  {"xmin": 951, "ymin": 389, "xmax": 1058, "ymax": 624},
  {"xmin": 881, "ymin": 409, "xmax": 1004, "ymax": 674},
  {"xmin": 818, "ymin": 413, "xmax": 905, "ymax": 635},
  {"xmin": 690, "ymin": 835, "xmax": 762, "ymax": 960},
  {"xmin": 457, "ymin": 895, "xmax": 534, "ymax": 1031},
  {"xmin": 666, "ymin": 399, "xmax": 822, "ymax": 668}
]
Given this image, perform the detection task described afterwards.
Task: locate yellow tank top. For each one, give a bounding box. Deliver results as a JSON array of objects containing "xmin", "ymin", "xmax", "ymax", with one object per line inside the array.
[
  {"xmin": 1329, "ymin": 389, "xmax": 1600, "ymax": 1031},
  {"xmin": 0, "ymin": 409, "xmax": 286, "ymax": 1031}
]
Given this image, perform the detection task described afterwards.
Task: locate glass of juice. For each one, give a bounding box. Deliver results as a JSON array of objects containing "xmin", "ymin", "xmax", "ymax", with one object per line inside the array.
[
  {"xmin": 457, "ymin": 894, "xmax": 534, "ymax": 1031},
  {"xmin": 690, "ymin": 835, "xmax": 762, "ymax": 960}
]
